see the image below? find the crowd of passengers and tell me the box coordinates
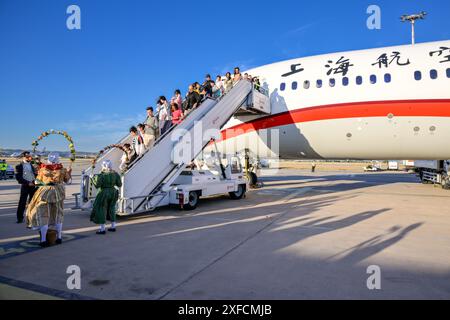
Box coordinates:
[119,67,262,171]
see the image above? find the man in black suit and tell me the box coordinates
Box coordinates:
[15,151,37,223]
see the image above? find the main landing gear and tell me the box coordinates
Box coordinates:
[243,148,261,189]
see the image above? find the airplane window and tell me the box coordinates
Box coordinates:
[303,80,310,89]
[414,71,422,81]
[430,69,438,80]
[280,83,286,91]
[356,76,363,85]
[292,81,298,90]
[447,68,450,78]
[329,78,336,87]
[384,73,391,83]
[370,75,377,84]
[316,79,323,88]
[342,77,349,86]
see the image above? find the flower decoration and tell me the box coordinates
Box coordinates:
[32,130,76,162]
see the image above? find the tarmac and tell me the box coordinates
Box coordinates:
[0,167,449,300]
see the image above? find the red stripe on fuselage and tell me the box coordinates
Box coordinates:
[220,99,450,141]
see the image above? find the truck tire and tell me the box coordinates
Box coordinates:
[183,191,199,211]
[229,184,246,200]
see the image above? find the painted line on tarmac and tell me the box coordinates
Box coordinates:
[147,213,281,239]
[0,275,97,300]
[281,187,314,201]
[0,188,318,245]
[156,188,315,300]
[0,213,16,217]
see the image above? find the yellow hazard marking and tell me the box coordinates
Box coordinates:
[0,283,62,300]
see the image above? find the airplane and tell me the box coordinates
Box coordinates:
[34,147,47,157]
[216,40,450,162]
[80,39,450,213]
[10,148,46,158]
[9,152,23,157]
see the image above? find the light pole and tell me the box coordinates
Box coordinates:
[401,12,427,45]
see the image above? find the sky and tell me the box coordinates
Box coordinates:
[1,0,450,152]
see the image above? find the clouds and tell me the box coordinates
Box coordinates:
[283,21,321,38]
[216,59,257,75]
[274,20,329,60]
[64,113,141,132]
[62,112,143,151]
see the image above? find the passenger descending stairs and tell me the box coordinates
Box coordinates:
[80,80,270,215]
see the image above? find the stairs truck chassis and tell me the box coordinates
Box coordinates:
[77,80,270,215]
[118,169,247,215]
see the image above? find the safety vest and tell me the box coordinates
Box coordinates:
[0,163,7,171]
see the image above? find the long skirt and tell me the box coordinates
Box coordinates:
[90,188,119,225]
[26,185,65,229]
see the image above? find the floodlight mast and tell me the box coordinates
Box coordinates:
[401,12,427,45]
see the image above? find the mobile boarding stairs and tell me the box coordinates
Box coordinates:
[76,80,271,215]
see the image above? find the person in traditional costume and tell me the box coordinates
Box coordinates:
[90,160,122,235]
[26,152,72,247]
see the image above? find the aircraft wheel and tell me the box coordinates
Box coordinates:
[246,172,258,188]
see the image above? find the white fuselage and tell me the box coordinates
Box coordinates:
[217,40,450,160]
